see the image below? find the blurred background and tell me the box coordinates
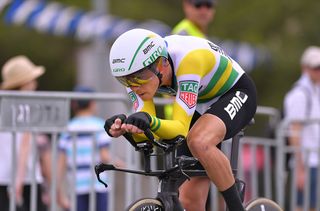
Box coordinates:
[1,0,319,108]
[1,1,320,210]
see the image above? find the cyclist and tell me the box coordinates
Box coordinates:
[104,28,257,211]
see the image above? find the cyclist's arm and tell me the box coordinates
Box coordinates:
[126,87,191,140]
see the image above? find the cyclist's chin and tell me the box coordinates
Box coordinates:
[139,93,153,101]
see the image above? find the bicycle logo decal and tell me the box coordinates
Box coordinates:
[179,80,199,109]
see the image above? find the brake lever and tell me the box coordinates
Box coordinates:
[95,163,116,188]
[178,162,191,181]
[144,129,169,151]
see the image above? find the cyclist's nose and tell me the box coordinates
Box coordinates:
[130,85,141,91]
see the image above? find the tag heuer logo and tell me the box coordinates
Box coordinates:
[179,80,199,108]
[128,91,139,110]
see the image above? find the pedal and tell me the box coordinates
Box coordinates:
[236,179,246,203]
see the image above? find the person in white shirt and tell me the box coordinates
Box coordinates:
[0,55,47,211]
[284,46,320,211]
[57,86,114,211]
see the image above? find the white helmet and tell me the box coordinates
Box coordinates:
[109,28,168,77]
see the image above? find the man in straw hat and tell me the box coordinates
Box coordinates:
[0,55,47,211]
[1,55,45,90]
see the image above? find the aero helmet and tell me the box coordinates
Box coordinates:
[109,28,168,77]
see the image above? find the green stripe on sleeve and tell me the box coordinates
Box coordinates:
[150,116,157,129]
[151,117,161,132]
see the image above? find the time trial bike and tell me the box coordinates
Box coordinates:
[95,124,283,211]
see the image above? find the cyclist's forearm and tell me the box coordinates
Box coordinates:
[151,118,188,139]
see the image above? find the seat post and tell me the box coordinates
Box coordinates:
[229,130,244,177]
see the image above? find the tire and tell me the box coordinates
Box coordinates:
[126,198,164,211]
[245,197,283,211]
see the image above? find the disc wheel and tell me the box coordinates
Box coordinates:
[245,197,283,211]
[126,198,164,211]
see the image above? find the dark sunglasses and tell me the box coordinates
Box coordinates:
[194,2,213,9]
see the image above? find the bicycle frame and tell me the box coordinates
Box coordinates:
[95,131,206,209]
[95,129,246,211]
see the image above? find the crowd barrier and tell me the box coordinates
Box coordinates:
[1,91,319,211]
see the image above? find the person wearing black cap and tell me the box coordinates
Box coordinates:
[172,0,216,38]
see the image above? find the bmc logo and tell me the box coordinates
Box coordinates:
[143,41,155,54]
[143,46,163,66]
[112,58,125,63]
[224,91,248,120]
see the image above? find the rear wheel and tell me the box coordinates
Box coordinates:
[126,198,164,211]
[245,197,283,211]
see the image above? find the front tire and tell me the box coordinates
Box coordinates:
[245,197,283,211]
[126,198,164,211]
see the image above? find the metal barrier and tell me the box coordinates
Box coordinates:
[1,90,319,211]
[0,90,133,211]
[276,119,320,211]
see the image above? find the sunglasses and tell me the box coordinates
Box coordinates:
[193,2,213,9]
[116,69,156,87]
[116,57,163,87]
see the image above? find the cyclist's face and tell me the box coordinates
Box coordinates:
[129,71,159,100]
[116,58,165,100]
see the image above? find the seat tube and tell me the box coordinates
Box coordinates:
[164,151,174,170]
[230,130,244,177]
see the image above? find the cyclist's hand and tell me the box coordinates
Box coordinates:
[122,112,151,134]
[104,114,127,137]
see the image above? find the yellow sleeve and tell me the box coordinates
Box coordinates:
[150,102,191,139]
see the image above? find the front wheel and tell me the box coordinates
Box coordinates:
[245,197,283,211]
[126,198,164,211]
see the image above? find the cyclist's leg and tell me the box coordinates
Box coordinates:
[187,114,245,211]
[187,74,257,211]
[179,176,210,210]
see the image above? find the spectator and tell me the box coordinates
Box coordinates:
[164,0,216,120]
[284,46,320,211]
[57,86,115,211]
[172,0,216,38]
[0,55,47,211]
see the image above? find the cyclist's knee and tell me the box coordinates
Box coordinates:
[187,132,220,158]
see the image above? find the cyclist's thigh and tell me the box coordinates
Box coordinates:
[204,74,257,140]
[177,111,222,170]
